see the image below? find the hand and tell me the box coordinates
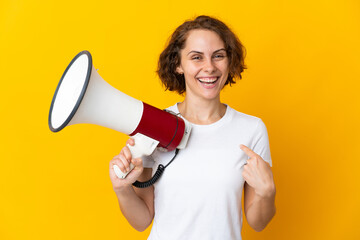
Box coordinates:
[109,138,144,193]
[240,144,275,198]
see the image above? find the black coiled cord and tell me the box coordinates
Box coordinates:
[132,149,179,188]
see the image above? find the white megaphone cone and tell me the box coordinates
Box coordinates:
[49,51,191,179]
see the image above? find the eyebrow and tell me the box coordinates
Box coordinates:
[187,48,226,56]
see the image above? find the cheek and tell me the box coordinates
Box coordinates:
[184,65,201,78]
[219,61,230,73]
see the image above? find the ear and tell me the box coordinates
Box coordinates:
[176,65,184,74]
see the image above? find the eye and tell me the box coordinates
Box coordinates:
[213,54,225,59]
[191,55,202,60]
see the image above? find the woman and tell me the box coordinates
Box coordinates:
[109,15,276,239]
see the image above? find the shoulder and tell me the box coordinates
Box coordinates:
[164,103,179,113]
[226,106,271,140]
[227,105,263,128]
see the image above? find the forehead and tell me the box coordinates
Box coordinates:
[183,29,225,51]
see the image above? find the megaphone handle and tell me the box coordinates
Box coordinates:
[113,133,159,179]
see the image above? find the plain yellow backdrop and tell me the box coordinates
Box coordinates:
[1,0,359,239]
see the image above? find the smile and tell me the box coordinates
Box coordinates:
[197,77,219,84]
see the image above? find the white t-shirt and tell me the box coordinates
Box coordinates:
[143,103,272,240]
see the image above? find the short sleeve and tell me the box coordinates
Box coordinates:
[142,154,155,168]
[251,119,272,167]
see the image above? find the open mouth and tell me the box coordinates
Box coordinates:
[197,77,219,85]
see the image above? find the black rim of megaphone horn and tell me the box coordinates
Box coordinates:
[48,50,93,132]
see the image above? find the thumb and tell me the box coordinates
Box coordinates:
[131,158,143,169]
[124,159,143,183]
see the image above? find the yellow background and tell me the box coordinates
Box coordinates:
[1,0,359,239]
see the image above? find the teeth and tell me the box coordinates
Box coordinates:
[198,77,218,83]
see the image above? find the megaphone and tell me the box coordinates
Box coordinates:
[48,51,191,179]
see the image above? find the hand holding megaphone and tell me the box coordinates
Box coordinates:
[110,138,145,187]
[49,51,191,182]
[113,133,159,178]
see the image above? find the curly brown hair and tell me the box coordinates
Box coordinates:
[157,15,247,95]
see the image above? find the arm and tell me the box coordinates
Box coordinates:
[109,139,154,232]
[244,182,276,232]
[240,144,276,232]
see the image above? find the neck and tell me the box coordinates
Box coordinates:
[177,95,226,125]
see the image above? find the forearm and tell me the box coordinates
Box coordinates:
[115,186,153,232]
[245,193,276,232]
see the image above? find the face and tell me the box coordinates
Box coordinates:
[176,29,229,101]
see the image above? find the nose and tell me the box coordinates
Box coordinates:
[203,58,216,74]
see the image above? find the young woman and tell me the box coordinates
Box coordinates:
[109,15,276,239]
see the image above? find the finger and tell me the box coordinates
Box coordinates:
[113,154,129,173]
[131,158,143,169]
[122,146,133,163]
[240,144,257,158]
[242,168,250,182]
[119,154,131,172]
[243,163,249,172]
[110,163,121,179]
[126,138,135,146]
[110,158,127,174]
[126,160,143,180]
